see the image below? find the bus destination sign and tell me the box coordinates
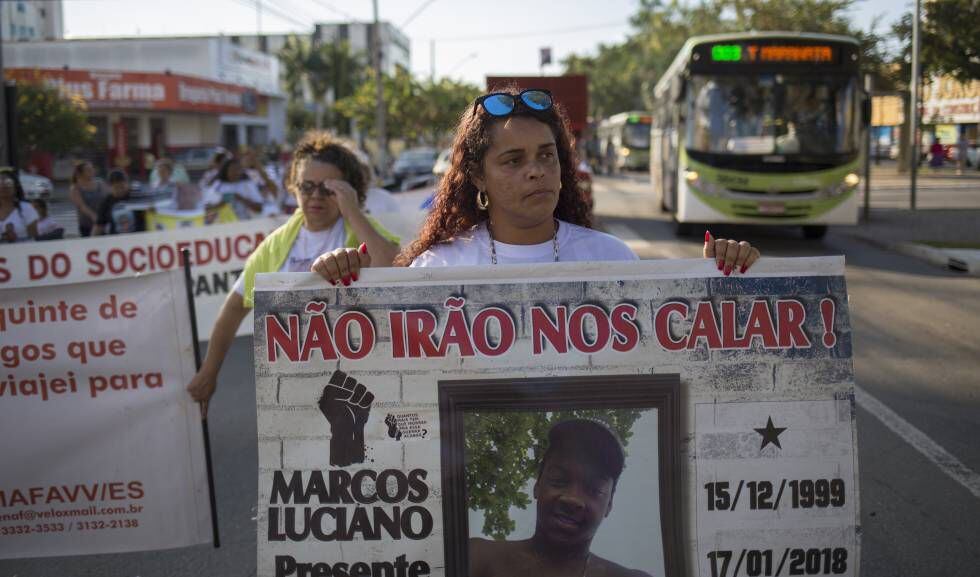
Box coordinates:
[710,44,836,64]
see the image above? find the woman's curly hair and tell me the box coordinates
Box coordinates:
[287,130,367,206]
[394,86,590,266]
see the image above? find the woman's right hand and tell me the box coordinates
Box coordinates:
[187,366,219,414]
[312,243,371,286]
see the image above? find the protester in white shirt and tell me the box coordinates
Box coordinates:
[204,157,265,221]
[381,86,759,272]
[31,199,64,240]
[0,168,38,243]
[187,131,400,412]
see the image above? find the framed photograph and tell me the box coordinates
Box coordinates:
[439,374,683,577]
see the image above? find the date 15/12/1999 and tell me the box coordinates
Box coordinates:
[705,479,846,512]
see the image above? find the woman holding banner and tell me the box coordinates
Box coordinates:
[187,132,400,410]
[312,86,759,279]
[0,167,39,242]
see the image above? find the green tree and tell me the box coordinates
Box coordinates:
[278,36,367,134]
[564,0,895,118]
[336,69,479,146]
[465,409,642,539]
[892,0,980,84]
[14,79,93,165]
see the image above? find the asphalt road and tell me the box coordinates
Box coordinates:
[3,175,978,577]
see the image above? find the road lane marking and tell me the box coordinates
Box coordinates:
[856,386,980,500]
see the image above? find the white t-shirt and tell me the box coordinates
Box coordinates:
[36,216,61,237]
[1,201,39,242]
[205,180,264,221]
[409,220,637,267]
[234,218,347,295]
[364,187,400,214]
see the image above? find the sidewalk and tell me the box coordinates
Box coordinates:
[841,208,980,275]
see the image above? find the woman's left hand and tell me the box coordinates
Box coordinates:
[704,231,761,275]
[324,179,361,217]
[312,243,371,286]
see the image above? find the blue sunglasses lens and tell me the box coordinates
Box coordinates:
[521,90,552,110]
[482,94,515,116]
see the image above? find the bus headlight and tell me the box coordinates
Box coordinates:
[844,173,860,187]
[684,170,699,184]
[620,147,631,156]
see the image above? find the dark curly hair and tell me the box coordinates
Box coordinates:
[394,85,590,266]
[287,130,367,206]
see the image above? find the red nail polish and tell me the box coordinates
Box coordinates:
[704,230,711,243]
[724,266,732,276]
[358,242,368,254]
[342,277,350,286]
[329,279,337,286]
[740,265,747,274]
[351,272,359,282]
[717,261,724,271]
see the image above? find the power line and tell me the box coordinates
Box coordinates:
[401,0,438,29]
[432,20,629,43]
[310,0,356,21]
[231,0,308,30]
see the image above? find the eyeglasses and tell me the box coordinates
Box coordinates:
[298,180,336,198]
[474,89,553,117]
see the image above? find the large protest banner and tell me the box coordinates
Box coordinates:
[0,271,212,558]
[253,257,857,577]
[0,217,285,339]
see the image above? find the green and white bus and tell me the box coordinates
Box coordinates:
[651,32,868,238]
[597,111,652,172]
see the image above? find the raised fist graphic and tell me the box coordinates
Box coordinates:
[318,370,374,466]
[385,414,403,440]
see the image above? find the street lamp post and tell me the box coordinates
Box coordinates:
[909,0,921,210]
[373,0,387,178]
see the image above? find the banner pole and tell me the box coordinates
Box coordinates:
[182,248,221,548]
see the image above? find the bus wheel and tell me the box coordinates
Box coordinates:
[802,225,828,240]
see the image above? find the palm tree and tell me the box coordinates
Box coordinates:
[278,36,366,133]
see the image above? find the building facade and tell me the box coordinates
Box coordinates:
[1,0,63,42]
[3,36,286,177]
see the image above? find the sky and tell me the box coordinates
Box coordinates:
[62,0,908,87]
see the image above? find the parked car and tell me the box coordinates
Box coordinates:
[172,146,224,175]
[391,147,438,189]
[432,148,451,176]
[19,171,54,200]
[576,161,594,212]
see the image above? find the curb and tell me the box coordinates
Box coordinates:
[850,232,980,276]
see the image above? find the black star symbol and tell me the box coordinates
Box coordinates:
[754,416,787,450]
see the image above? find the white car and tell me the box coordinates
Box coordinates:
[19,171,54,200]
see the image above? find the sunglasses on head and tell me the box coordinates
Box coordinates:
[474,88,553,117]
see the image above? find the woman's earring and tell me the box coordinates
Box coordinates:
[476,189,490,211]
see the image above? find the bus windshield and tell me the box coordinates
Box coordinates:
[686,73,858,157]
[624,122,651,149]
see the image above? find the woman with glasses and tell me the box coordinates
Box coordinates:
[0,168,39,242]
[370,86,759,272]
[187,132,399,411]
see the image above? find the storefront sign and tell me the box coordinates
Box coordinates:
[7,68,262,115]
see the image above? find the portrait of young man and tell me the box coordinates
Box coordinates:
[468,418,655,577]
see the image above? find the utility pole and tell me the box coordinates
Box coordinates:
[909,0,921,210]
[373,0,387,177]
[863,75,873,223]
[0,12,9,167]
